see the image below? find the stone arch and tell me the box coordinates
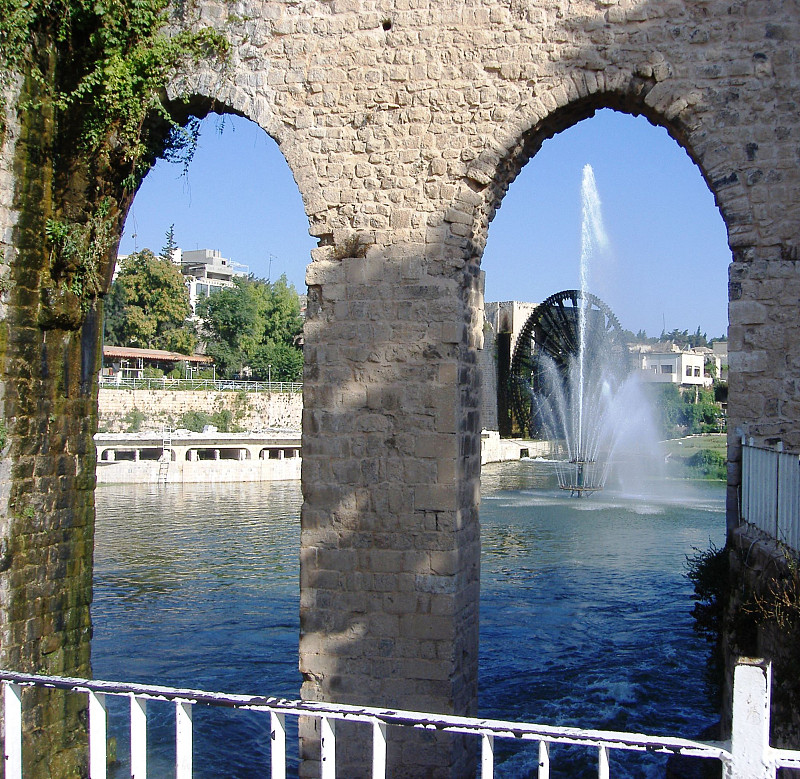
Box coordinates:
[118,86,323,282]
[450,85,741,265]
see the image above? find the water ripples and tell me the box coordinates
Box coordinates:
[93,465,725,778]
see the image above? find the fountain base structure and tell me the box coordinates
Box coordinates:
[555,457,604,497]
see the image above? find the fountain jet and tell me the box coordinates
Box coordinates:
[510,166,656,496]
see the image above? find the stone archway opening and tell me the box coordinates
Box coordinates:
[480,107,730,437]
[117,111,315,292]
[475,105,733,771]
[90,108,314,777]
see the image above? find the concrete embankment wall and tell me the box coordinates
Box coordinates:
[481,432,553,465]
[98,389,302,432]
[96,457,302,484]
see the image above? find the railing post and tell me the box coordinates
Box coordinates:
[728,658,774,779]
[320,716,336,779]
[372,720,387,779]
[270,711,286,779]
[89,691,108,779]
[538,740,550,778]
[481,733,494,779]
[130,695,147,778]
[176,700,193,779]
[4,682,22,779]
[597,744,609,779]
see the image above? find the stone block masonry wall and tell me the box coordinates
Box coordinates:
[3,0,800,775]
[300,249,481,776]
[1,68,95,774]
[97,388,302,432]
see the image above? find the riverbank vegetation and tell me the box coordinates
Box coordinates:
[651,384,725,438]
[662,434,727,481]
[686,541,729,706]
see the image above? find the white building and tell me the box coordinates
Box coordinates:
[633,344,711,387]
[178,248,249,315]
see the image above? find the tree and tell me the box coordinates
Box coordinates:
[104,248,196,352]
[197,278,265,375]
[197,274,303,380]
[651,384,723,438]
[251,340,304,382]
[159,224,179,263]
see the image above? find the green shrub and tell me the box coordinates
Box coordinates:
[686,542,729,705]
[176,409,240,433]
[124,408,147,433]
[686,449,727,480]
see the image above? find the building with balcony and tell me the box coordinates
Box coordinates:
[178,248,249,315]
[632,343,711,387]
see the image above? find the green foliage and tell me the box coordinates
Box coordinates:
[651,384,723,438]
[45,198,114,311]
[0,0,228,183]
[250,340,304,383]
[104,247,196,352]
[685,449,727,480]
[658,327,708,348]
[123,407,146,432]
[686,542,729,704]
[714,381,728,405]
[159,224,178,263]
[176,408,239,433]
[198,274,303,380]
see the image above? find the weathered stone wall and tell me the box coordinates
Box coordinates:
[1,65,96,774]
[97,388,303,432]
[3,0,800,775]
[721,526,800,752]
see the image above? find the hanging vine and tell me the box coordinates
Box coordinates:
[0,0,229,320]
[0,0,228,171]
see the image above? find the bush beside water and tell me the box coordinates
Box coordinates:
[662,434,727,481]
[685,449,727,480]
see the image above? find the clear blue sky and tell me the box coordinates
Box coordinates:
[120,108,731,339]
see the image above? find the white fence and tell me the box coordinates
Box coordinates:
[2,660,799,778]
[741,437,800,551]
[99,376,303,393]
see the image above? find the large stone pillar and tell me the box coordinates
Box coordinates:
[299,243,482,777]
[0,70,98,775]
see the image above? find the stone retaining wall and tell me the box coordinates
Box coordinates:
[98,389,302,432]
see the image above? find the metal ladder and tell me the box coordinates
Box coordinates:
[158,426,172,486]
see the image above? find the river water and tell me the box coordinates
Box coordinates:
[92,461,725,778]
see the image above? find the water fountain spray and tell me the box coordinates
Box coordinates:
[509,166,653,496]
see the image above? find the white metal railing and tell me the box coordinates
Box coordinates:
[741,437,800,551]
[98,376,302,393]
[2,660,800,778]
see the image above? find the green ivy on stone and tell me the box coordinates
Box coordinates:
[0,0,228,179]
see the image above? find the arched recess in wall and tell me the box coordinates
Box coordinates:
[479,107,731,437]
